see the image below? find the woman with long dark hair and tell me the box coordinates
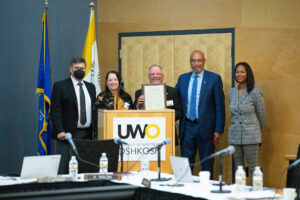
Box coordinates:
[94,70,133,110]
[228,62,266,178]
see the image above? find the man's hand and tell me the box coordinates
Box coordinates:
[214,132,221,141]
[57,132,66,141]
[137,95,145,109]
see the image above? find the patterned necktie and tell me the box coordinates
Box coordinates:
[189,75,198,121]
[78,83,86,125]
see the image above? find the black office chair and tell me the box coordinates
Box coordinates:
[73,139,120,173]
[291,144,300,200]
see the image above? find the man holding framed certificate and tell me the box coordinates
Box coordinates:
[134,64,182,144]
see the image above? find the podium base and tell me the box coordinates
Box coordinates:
[151,178,170,182]
[210,189,231,193]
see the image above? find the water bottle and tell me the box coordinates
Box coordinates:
[235,165,246,192]
[252,166,263,191]
[99,152,108,174]
[141,158,149,177]
[69,156,78,180]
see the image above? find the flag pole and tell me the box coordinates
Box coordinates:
[82,1,101,94]
[45,0,52,89]
[44,0,54,155]
[90,2,94,9]
[89,2,95,89]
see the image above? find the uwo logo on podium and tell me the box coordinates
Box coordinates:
[113,117,166,161]
[113,117,166,140]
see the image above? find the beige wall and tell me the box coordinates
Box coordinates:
[97,0,300,187]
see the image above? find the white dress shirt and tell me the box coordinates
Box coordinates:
[70,76,92,128]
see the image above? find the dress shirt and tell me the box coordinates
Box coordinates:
[187,70,204,119]
[70,76,92,128]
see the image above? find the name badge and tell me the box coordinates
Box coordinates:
[167,100,174,106]
[124,102,130,110]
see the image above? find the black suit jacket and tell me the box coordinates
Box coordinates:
[51,77,96,139]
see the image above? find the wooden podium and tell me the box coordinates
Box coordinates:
[97,109,175,173]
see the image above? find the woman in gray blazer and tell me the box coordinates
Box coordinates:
[228,62,266,177]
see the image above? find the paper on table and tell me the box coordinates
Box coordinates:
[226,190,282,199]
[0,176,36,186]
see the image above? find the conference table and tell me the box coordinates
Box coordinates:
[0,171,280,200]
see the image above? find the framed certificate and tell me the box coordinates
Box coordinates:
[142,83,166,110]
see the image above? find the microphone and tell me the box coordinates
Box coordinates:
[209,145,235,158]
[114,138,128,145]
[148,138,171,152]
[116,80,124,110]
[65,133,79,156]
[201,145,235,164]
[288,158,300,170]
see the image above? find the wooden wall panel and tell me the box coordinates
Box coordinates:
[121,36,174,98]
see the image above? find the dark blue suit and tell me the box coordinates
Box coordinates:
[176,70,225,174]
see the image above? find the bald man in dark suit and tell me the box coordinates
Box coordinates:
[176,50,225,176]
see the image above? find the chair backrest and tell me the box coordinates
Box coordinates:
[73,139,119,173]
[291,144,300,189]
[297,144,300,159]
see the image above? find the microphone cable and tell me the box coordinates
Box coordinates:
[268,166,288,200]
[75,153,100,170]
[125,153,146,173]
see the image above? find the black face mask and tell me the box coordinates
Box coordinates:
[74,69,85,80]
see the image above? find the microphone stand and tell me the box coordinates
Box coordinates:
[151,148,169,181]
[116,88,120,110]
[120,144,124,173]
[115,81,123,110]
[211,155,231,193]
[114,143,129,174]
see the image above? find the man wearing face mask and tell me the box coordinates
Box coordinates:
[51,58,96,174]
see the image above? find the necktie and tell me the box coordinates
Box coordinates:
[78,83,86,125]
[189,75,198,121]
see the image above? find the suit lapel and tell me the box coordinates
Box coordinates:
[83,81,94,110]
[198,70,207,108]
[184,72,192,98]
[67,78,78,112]
[238,87,247,105]
[84,81,93,99]
[166,86,170,99]
[232,86,238,100]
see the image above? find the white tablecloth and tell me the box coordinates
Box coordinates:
[115,171,281,200]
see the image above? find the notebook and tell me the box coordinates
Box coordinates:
[20,155,61,179]
[170,156,195,183]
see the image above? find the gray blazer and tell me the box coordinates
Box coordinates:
[228,86,266,144]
